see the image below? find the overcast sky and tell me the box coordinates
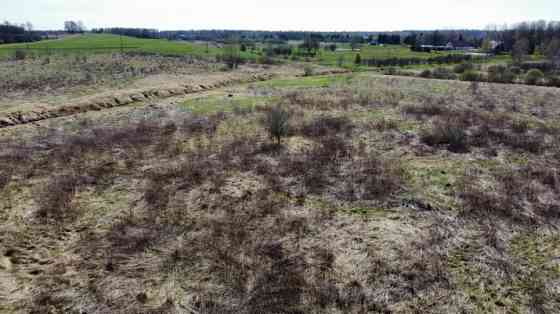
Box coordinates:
[5,0,559,31]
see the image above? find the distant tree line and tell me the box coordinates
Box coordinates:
[487,21,560,53]
[161,30,397,43]
[0,21,41,44]
[376,34,401,44]
[404,30,483,50]
[91,27,160,39]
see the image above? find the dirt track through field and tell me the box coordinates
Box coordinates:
[0,69,347,129]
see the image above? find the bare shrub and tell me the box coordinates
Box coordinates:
[277,135,351,194]
[421,118,469,153]
[469,81,480,96]
[182,114,223,136]
[342,156,405,201]
[456,167,541,224]
[0,168,12,191]
[381,90,404,107]
[512,119,530,134]
[501,133,544,154]
[263,105,290,144]
[14,49,27,60]
[218,136,258,171]
[527,161,560,191]
[144,175,170,212]
[35,174,80,222]
[301,115,354,138]
[105,220,164,257]
[244,255,307,313]
[372,118,399,131]
[457,172,507,218]
[402,96,447,118]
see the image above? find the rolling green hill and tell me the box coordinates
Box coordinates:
[0,34,256,60]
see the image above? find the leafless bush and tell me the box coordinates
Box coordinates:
[218,136,258,171]
[0,168,12,191]
[402,102,446,118]
[500,133,545,154]
[342,156,405,201]
[381,89,404,107]
[106,220,165,258]
[421,118,469,153]
[301,115,354,138]
[372,118,399,131]
[402,95,449,118]
[34,174,80,222]
[144,175,170,212]
[182,114,223,136]
[512,119,530,133]
[263,105,290,145]
[456,166,541,224]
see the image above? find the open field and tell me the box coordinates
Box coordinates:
[316,44,467,67]
[1,51,560,313]
[0,34,257,60]
[0,34,496,67]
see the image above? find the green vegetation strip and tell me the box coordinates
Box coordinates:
[0,34,257,60]
[255,74,353,89]
[179,95,278,115]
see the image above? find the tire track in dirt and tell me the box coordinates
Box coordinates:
[0,69,348,129]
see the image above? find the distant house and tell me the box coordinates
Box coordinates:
[489,40,504,51]
[420,44,452,52]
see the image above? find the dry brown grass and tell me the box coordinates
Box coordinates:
[2,72,560,313]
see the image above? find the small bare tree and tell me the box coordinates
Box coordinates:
[512,38,529,64]
[223,38,241,69]
[545,39,560,68]
[264,105,290,145]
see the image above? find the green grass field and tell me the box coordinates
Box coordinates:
[0,34,517,72]
[315,44,465,67]
[0,34,258,60]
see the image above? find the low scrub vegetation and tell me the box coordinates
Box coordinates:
[2,68,560,313]
[0,52,206,99]
[421,118,469,153]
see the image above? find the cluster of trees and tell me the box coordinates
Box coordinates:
[486,21,560,64]
[0,21,40,44]
[64,21,86,34]
[91,27,159,39]
[377,34,401,44]
[263,45,293,57]
[487,21,560,53]
[299,34,321,56]
[404,30,483,49]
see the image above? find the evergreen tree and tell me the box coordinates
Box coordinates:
[354,53,362,65]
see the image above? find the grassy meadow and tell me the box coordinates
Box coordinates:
[0,34,257,60]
